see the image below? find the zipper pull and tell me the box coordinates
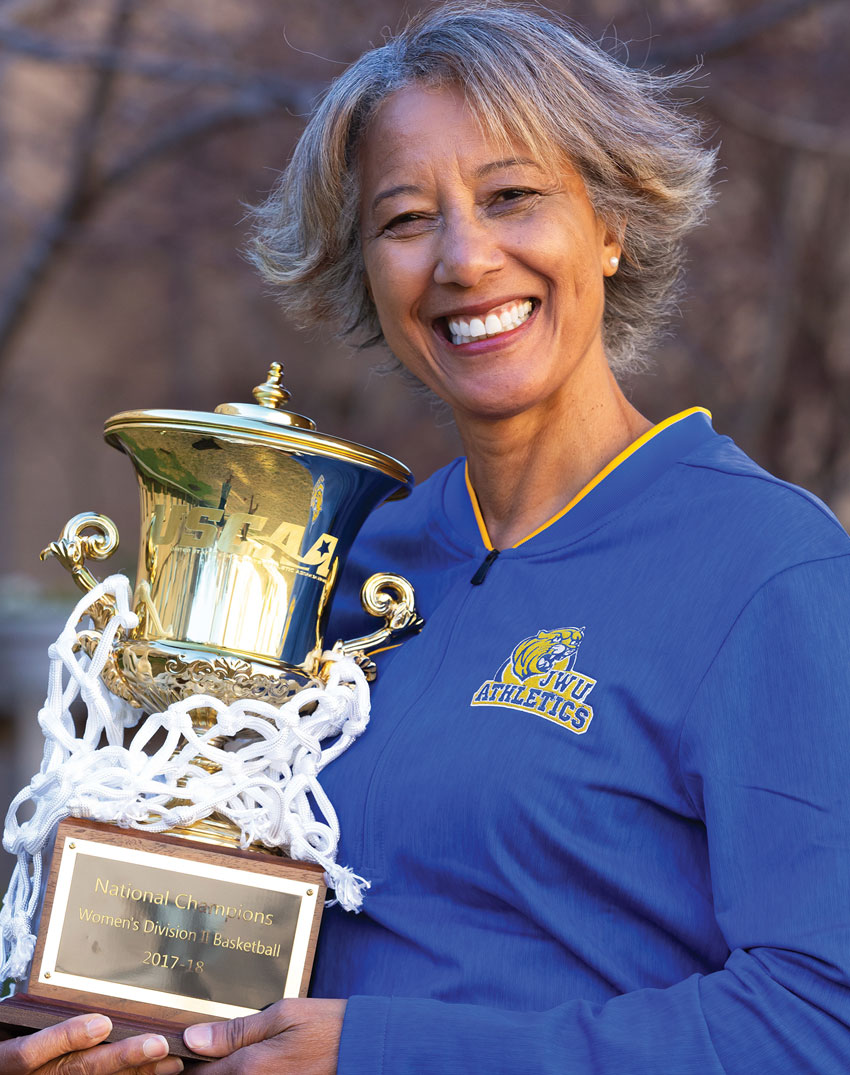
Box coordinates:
[470,548,500,585]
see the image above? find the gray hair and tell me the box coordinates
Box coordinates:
[250,1,716,374]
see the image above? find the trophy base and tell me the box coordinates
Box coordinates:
[0,992,204,1061]
[0,818,326,1061]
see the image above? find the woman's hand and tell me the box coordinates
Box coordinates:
[0,1013,182,1075]
[182,998,346,1074]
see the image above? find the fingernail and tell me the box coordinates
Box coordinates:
[85,1015,111,1038]
[143,1035,169,1059]
[184,1024,213,1050]
[155,1060,184,1075]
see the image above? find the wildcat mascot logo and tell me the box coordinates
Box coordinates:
[471,628,595,734]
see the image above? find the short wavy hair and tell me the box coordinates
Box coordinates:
[250,1,716,374]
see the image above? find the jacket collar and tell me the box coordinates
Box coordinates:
[441,408,716,554]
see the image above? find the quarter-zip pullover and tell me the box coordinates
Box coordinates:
[313,410,850,1075]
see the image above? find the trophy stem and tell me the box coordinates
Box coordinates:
[160,709,281,853]
[170,705,227,784]
[162,814,279,853]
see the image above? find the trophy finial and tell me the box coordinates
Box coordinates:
[252,363,292,411]
[214,363,315,429]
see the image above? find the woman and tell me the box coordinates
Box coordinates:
[6,3,850,1072]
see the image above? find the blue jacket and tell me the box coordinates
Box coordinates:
[314,409,850,1073]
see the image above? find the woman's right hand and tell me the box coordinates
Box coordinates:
[0,1013,182,1074]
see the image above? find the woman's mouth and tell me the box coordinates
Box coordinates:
[439,299,535,346]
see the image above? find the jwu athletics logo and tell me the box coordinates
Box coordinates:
[471,628,595,734]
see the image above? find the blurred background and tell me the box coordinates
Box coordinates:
[0,0,848,892]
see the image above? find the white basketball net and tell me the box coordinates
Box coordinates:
[0,575,372,983]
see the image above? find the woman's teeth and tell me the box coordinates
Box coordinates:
[447,300,533,345]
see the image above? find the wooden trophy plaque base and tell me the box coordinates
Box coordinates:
[0,818,326,1061]
[0,993,197,1059]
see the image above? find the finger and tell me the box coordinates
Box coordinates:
[1,1014,113,1072]
[183,1004,289,1058]
[73,1033,178,1075]
[141,1060,184,1075]
[102,1056,184,1075]
[50,1032,178,1075]
[180,1040,283,1074]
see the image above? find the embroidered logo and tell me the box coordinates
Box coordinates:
[470,628,595,734]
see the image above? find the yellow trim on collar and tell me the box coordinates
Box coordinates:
[464,463,495,551]
[464,407,712,551]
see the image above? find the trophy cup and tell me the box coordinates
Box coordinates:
[0,363,423,1057]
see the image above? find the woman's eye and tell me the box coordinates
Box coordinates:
[381,213,433,237]
[491,188,538,208]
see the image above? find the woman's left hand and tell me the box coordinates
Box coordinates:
[182,998,346,1074]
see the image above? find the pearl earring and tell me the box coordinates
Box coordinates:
[609,256,619,269]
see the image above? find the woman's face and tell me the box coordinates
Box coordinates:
[358,84,621,425]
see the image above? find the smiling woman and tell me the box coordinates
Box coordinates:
[247,5,850,1075]
[354,83,644,547]
[7,4,849,1075]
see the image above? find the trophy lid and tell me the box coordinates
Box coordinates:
[104,363,412,490]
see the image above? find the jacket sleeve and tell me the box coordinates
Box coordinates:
[335,555,850,1074]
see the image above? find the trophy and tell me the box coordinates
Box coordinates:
[0,364,422,1056]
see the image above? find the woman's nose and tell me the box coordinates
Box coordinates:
[433,214,505,287]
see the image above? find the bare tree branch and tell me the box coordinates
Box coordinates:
[0,18,314,98]
[650,0,837,64]
[99,89,312,196]
[732,156,828,445]
[0,0,61,21]
[0,86,315,376]
[0,2,324,378]
[0,0,835,105]
[707,89,850,158]
[0,0,134,362]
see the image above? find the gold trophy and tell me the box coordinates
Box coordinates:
[0,364,422,1056]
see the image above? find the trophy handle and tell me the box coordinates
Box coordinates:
[335,573,424,680]
[40,512,138,704]
[40,512,120,631]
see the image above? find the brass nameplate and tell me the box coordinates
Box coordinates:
[36,834,321,1020]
